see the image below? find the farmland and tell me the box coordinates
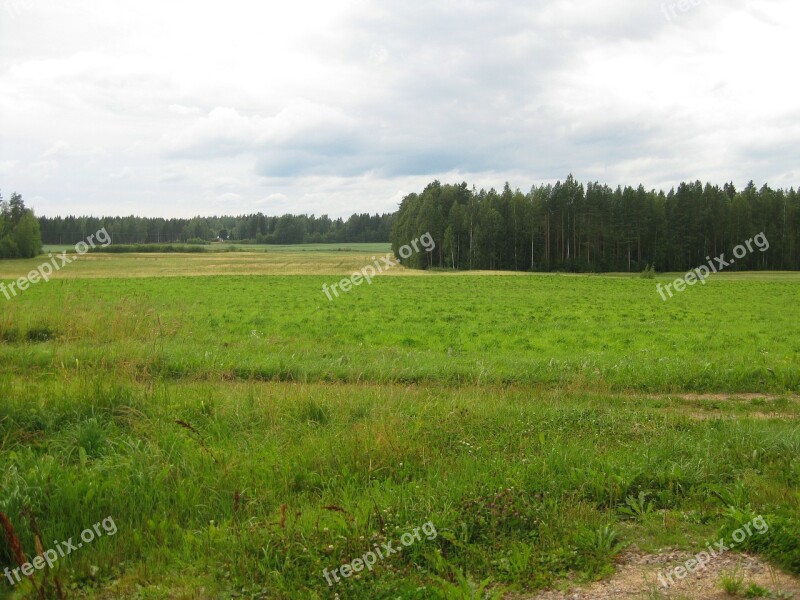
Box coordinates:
[1,248,799,599]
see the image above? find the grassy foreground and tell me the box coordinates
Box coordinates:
[0,251,799,599]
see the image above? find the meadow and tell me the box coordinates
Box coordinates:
[0,248,798,599]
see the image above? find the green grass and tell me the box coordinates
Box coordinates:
[1,274,798,392]
[720,568,745,595]
[1,382,798,598]
[0,257,798,599]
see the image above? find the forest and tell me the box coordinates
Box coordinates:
[36,212,394,246]
[13,174,800,273]
[392,177,800,272]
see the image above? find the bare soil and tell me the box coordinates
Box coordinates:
[516,549,799,599]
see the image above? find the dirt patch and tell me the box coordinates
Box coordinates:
[518,549,799,599]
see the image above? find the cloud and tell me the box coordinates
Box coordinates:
[168,104,202,115]
[218,192,241,202]
[42,141,71,159]
[161,101,364,170]
[0,0,797,217]
[108,166,131,180]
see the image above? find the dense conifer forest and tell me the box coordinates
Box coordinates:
[392,177,800,272]
[20,175,800,272]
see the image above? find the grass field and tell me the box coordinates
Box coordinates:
[1,247,798,599]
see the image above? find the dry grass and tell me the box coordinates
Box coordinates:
[2,250,532,279]
[1,251,421,279]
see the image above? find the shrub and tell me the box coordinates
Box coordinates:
[718,508,800,574]
[25,325,57,342]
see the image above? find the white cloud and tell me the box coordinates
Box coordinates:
[108,166,131,180]
[0,0,797,217]
[168,104,202,115]
[42,141,71,159]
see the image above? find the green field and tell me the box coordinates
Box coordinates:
[1,249,798,599]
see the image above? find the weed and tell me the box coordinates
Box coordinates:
[573,524,623,577]
[459,488,541,542]
[744,582,771,598]
[431,568,505,599]
[618,490,654,520]
[720,567,745,595]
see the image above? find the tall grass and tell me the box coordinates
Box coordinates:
[0,380,798,597]
[0,271,798,597]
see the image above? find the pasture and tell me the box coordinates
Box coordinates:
[0,248,798,599]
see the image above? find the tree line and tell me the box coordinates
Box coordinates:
[6,176,800,272]
[0,192,42,259]
[37,212,394,246]
[391,177,800,272]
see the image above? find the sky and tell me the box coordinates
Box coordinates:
[0,0,798,219]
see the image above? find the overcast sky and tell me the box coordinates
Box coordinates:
[1,0,798,218]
